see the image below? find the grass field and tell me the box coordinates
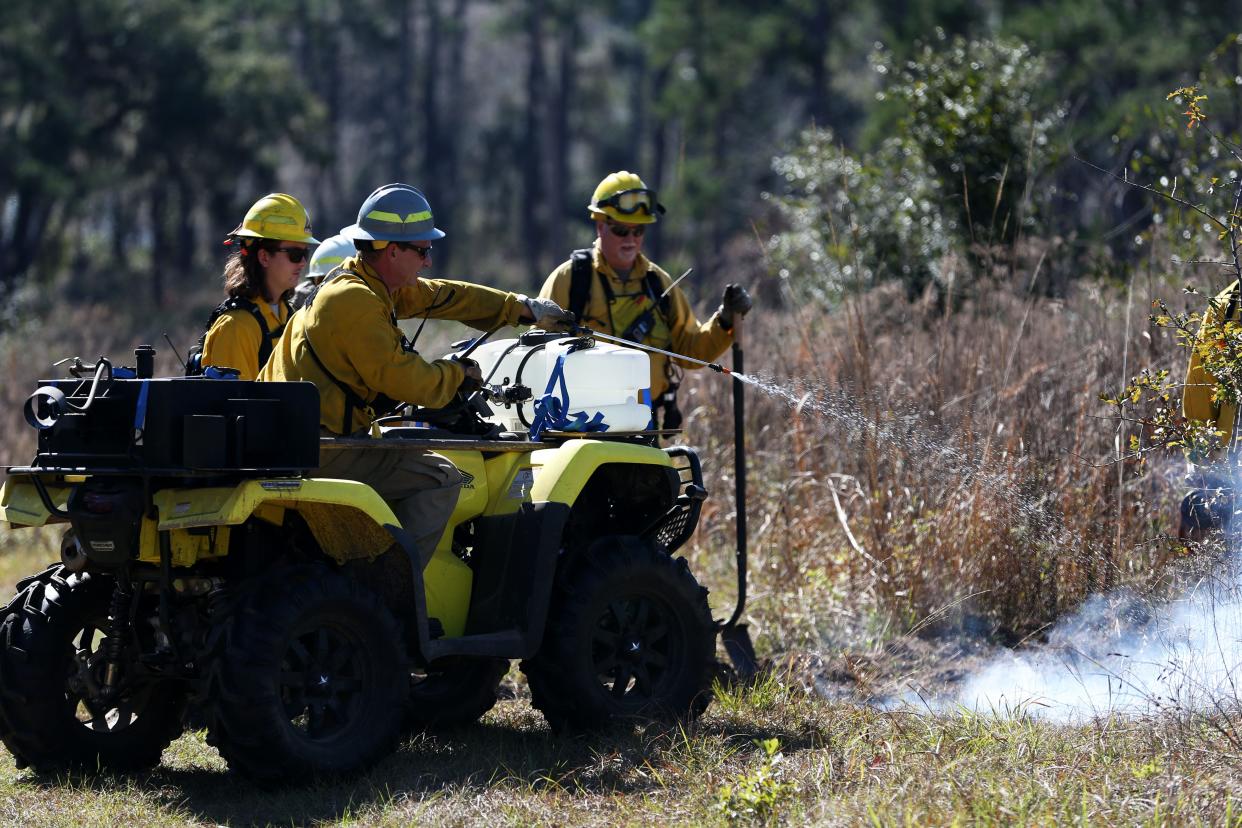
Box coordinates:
[0,676,1239,826]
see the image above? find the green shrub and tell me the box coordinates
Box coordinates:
[881,32,1065,245]
[765,129,951,303]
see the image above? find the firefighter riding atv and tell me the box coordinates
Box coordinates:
[0,332,732,784]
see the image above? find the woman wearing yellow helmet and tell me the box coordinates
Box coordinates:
[195,193,321,380]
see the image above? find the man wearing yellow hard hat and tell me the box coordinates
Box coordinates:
[538,171,752,430]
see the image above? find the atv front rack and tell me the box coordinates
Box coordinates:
[643,446,706,554]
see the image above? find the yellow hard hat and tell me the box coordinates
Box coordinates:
[229,193,320,244]
[588,171,666,225]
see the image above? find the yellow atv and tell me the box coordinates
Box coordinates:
[0,338,720,784]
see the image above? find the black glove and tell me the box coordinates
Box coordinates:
[452,355,483,394]
[718,283,753,330]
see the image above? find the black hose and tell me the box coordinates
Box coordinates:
[513,343,548,428]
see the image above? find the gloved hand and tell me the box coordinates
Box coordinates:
[718,283,753,330]
[452,355,483,394]
[519,295,577,332]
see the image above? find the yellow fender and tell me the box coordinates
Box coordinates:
[529,439,672,505]
[141,478,399,565]
[0,478,82,528]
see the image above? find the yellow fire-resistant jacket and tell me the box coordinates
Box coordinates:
[261,256,525,434]
[201,299,290,381]
[538,240,733,400]
[1184,280,1241,439]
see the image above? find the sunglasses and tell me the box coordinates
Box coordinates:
[396,241,433,258]
[606,223,646,238]
[274,246,309,263]
[597,188,666,217]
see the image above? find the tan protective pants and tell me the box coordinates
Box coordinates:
[317,446,462,566]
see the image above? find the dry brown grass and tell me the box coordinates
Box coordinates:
[677,270,1194,656]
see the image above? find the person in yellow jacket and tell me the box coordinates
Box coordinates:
[1180,280,1241,539]
[196,193,320,379]
[538,171,752,430]
[262,183,573,563]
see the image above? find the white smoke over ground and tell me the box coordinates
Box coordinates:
[932,558,1242,721]
[742,370,1242,722]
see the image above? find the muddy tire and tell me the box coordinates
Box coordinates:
[521,536,716,732]
[403,657,509,732]
[201,565,405,784]
[0,566,186,773]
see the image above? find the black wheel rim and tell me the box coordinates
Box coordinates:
[280,625,368,740]
[65,618,149,735]
[591,595,678,705]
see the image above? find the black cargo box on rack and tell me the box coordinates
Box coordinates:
[26,377,320,473]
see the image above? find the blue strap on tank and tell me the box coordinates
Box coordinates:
[530,354,571,439]
[133,380,150,443]
[529,351,613,439]
[562,410,608,433]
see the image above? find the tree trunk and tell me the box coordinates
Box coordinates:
[548,8,576,266]
[437,0,469,271]
[174,170,196,280]
[806,0,831,126]
[149,184,168,307]
[522,0,547,277]
[392,0,418,181]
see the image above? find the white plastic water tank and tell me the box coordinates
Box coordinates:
[470,335,652,433]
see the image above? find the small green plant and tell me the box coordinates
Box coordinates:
[714,737,798,822]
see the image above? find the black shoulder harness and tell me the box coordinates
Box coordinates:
[185,295,290,376]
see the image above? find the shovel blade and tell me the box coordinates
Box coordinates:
[720,623,758,680]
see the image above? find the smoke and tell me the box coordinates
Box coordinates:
[941,558,1242,721]
[742,370,1240,721]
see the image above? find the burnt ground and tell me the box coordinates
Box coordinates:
[776,632,1004,710]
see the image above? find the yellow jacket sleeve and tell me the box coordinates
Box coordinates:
[264,262,534,434]
[393,278,526,329]
[538,264,572,311]
[1184,282,1238,433]
[660,275,734,367]
[201,309,263,381]
[326,285,465,409]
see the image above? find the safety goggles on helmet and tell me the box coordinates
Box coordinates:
[595,188,666,217]
[606,222,646,239]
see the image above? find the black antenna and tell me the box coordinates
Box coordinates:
[407,285,442,352]
[163,333,186,370]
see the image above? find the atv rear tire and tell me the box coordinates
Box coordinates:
[201,565,405,784]
[0,567,186,772]
[403,657,509,732]
[521,536,716,732]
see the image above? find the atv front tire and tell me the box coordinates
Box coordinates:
[521,536,716,732]
[0,567,186,772]
[201,565,405,783]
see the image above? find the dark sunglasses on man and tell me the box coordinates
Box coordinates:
[597,188,667,217]
[274,246,309,263]
[395,241,433,258]
[606,222,647,238]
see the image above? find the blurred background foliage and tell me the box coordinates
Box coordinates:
[4,0,1242,320]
